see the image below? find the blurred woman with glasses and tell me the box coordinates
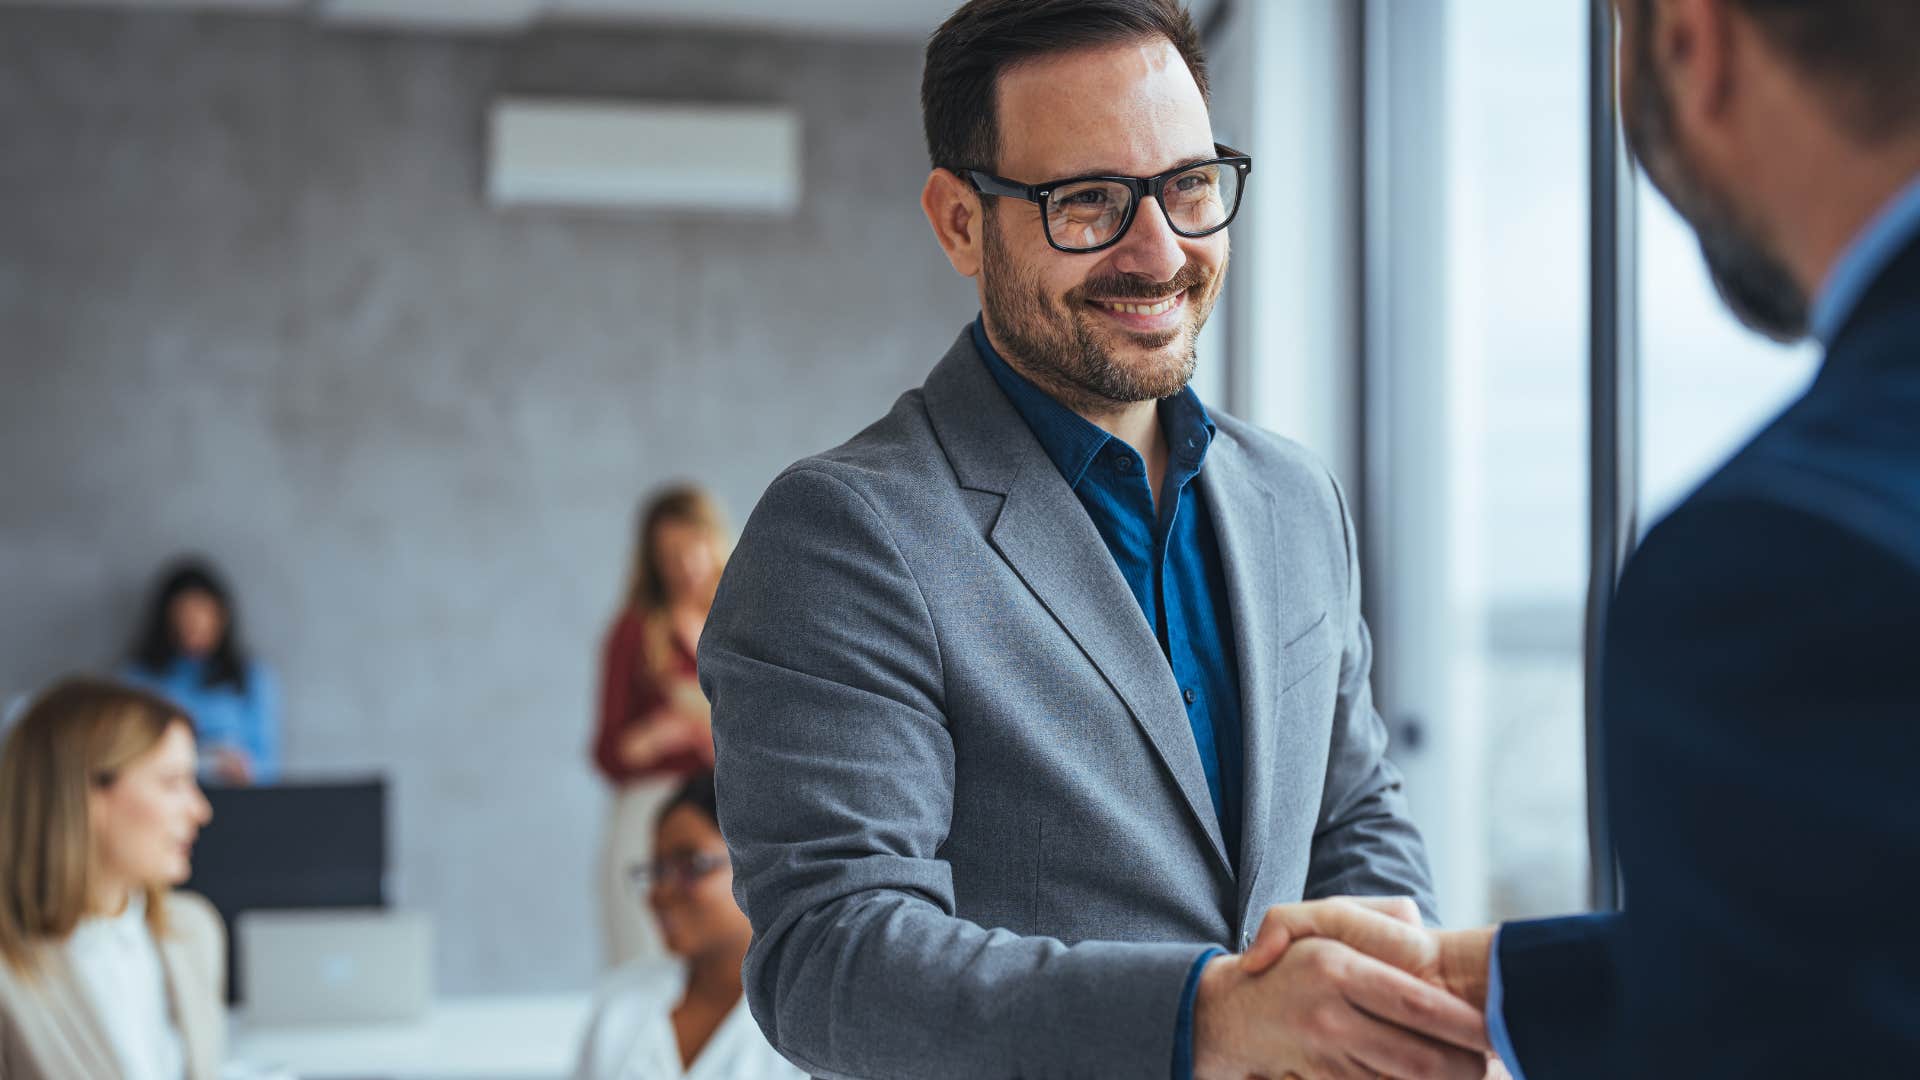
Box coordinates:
[592,486,730,969]
[0,679,224,1080]
[572,773,803,1080]
[123,557,281,787]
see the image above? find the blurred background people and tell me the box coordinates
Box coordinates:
[572,773,805,1080]
[592,487,729,969]
[0,678,225,1080]
[123,559,281,788]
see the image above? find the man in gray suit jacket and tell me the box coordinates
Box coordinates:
[700,2,1491,1078]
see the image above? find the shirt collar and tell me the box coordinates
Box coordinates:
[72,891,148,951]
[970,315,1216,488]
[1811,171,1920,345]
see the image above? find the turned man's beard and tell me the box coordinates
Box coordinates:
[1623,16,1809,342]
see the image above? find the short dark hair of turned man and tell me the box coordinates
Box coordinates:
[1641,0,1920,142]
[921,0,1210,175]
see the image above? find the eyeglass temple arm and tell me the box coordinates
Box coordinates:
[963,170,1042,202]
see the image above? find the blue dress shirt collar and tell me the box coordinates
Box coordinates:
[1811,171,1920,345]
[969,316,1216,490]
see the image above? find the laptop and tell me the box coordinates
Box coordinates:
[238,908,433,1025]
[187,778,388,1003]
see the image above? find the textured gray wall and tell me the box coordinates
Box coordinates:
[0,9,971,994]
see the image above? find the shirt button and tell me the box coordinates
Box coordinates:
[1114,455,1136,473]
[1183,687,1197,704]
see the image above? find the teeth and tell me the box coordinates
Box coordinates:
[1101,296,1179,316]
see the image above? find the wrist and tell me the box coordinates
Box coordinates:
[1438,926,1496,1011]
[1190,952,1240,1080]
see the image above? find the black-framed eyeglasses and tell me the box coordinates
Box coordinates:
[962,143,1253,255]
[627,852,729,895]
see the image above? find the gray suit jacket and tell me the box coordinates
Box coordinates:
[701,330,1434,1080]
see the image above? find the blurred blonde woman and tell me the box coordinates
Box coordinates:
[0,678,224,1080]
[591,485,729,968]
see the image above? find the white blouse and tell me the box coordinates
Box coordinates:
[572,963,808,1080]
[66,892,186,1080]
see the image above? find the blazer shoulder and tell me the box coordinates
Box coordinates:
[767,388,953,508]
[164,891,226,970]
[1693,368,1920,574]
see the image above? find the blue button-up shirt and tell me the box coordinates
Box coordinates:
[972,317,1240,1079]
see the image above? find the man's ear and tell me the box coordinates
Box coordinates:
[1656,0,1736,138]
[922,168,986,278]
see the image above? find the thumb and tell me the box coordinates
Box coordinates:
[1239,905,1296,976]
[1346,894,1423,926]
[1242,898,1438,979]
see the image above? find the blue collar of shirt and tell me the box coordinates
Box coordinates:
[970,316,1216,487]
[1811,171,1920,345]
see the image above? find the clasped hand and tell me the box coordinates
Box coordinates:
[1192,897,1503,1080]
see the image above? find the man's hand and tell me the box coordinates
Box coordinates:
[1241,897,1497,1010]
[1193,934,1491,1080]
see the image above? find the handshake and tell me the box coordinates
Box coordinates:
[1194,898,1503,1080]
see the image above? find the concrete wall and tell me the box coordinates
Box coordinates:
[0,8,972,993]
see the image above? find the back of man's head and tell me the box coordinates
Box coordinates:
[1717,0,1920,143]
[921,0,1209,175]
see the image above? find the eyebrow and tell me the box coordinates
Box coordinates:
[1043,151,1221,180]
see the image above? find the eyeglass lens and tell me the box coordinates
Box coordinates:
[1045,161,1243,251]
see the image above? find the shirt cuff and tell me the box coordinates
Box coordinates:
[1486,927,1528,1080]
[1173,947,1225,1080]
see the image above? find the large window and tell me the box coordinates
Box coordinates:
[1440,0,1592,923]
[1219,0,1825,928]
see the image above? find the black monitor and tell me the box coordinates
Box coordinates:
[183,777,388,1003]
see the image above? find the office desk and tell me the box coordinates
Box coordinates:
[230,993,592,1080]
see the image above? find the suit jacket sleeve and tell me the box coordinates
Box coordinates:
[592,611,642,784]
[1301,472,1438,922]
[701,466,1213,1080]
[1500,493,1920,1076]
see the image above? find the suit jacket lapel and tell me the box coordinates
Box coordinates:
[26,943,124,1078]
[923,331,1233,875]
[159,932,218,1080]
[1197,429,1284,916]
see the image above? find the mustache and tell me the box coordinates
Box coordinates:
[1072,262,1213,302]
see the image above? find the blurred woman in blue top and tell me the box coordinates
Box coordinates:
[121,559,280,787]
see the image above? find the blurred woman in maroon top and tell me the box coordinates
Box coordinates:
[593,485,728,969]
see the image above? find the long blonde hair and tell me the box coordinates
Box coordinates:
[625,484,730,616]
[0,678,191,974]
[622,487,723,678]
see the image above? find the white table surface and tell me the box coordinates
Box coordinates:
[230,992,593,1080]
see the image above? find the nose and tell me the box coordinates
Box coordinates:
[1106,193,1187,284]
[194,785,213,826]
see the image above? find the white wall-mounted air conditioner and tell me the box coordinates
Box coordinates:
[486,99,802,216]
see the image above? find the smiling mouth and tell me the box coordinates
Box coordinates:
[1091,294,1183,316]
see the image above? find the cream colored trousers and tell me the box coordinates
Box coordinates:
[599,777,679,969]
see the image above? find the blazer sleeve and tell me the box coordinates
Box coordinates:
[243,665,282,784]
[1301,471,1438,922]
[700,466,1213,1080]
[592,612,643,784]
[1501,494,1920,1076]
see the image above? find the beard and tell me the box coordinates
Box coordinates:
[979,213,1222,410]
[1623,13,1810,342]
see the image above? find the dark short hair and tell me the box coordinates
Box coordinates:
[659,772,718,832]
[1721,0,1920,141]
[921,0,1210,174]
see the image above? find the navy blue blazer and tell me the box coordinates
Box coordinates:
[1498,233,1920,1077]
